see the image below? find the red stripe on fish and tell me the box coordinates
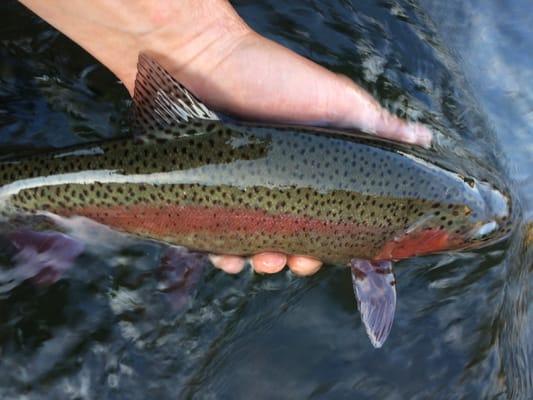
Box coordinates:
[62,204,379,238]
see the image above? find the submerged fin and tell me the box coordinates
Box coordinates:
[350,258,396,348]
[133,53,218,135]
[0,230,84,292]
[157,246,207,310]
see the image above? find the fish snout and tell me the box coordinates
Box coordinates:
[468,181,512,242]
[479,181,510,220]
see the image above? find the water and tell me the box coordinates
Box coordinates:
[0,0,531,398]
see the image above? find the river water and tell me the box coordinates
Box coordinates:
[0,0,531,399]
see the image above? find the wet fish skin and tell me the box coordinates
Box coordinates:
[0,118,512,264]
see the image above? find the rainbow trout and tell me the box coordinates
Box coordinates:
[0,54,513,347]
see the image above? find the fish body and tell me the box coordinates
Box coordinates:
[0,118,512,264]
[0,54,514,347]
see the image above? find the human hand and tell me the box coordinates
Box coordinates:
[156,1,431,275]
[20,0,432,276]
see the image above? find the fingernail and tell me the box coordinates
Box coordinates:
[412,123,433,148]
[405,122,433,148]
[262,252,287,267]
[223,257,246,274]
[250,252,287,274]
[208,254,223,267]
[287,256,322,276]
[209,255,246,274]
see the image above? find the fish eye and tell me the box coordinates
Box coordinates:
[462,176,476,188]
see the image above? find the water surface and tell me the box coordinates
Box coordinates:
[0,1,531,398]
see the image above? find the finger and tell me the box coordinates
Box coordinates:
[374,112,433,148]
[250,252,287,274]
[334,77,433,147]
[209,254,246,274]
[287,255,323,276]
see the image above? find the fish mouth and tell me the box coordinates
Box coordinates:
[477,181,511,221]
[463,218,514,249]
[463,180,514,246]
[469,220,499,239]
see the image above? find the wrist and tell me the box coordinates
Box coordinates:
[137,1,251,79]
[20,0,251,95]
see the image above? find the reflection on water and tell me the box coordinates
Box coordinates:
[0,0,531,398]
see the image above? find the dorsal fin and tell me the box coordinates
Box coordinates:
[133,53,218,134]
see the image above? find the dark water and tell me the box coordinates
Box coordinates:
[0,0,531,399]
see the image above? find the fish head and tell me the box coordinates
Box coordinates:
[376,177,514,260]
[423,177,514,253]
[459,179,514,247]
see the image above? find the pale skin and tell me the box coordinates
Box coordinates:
[19,0,432,276]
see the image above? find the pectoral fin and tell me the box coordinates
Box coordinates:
[0,230,84,291]
[350,258,396,348]
[157,246,207,310]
